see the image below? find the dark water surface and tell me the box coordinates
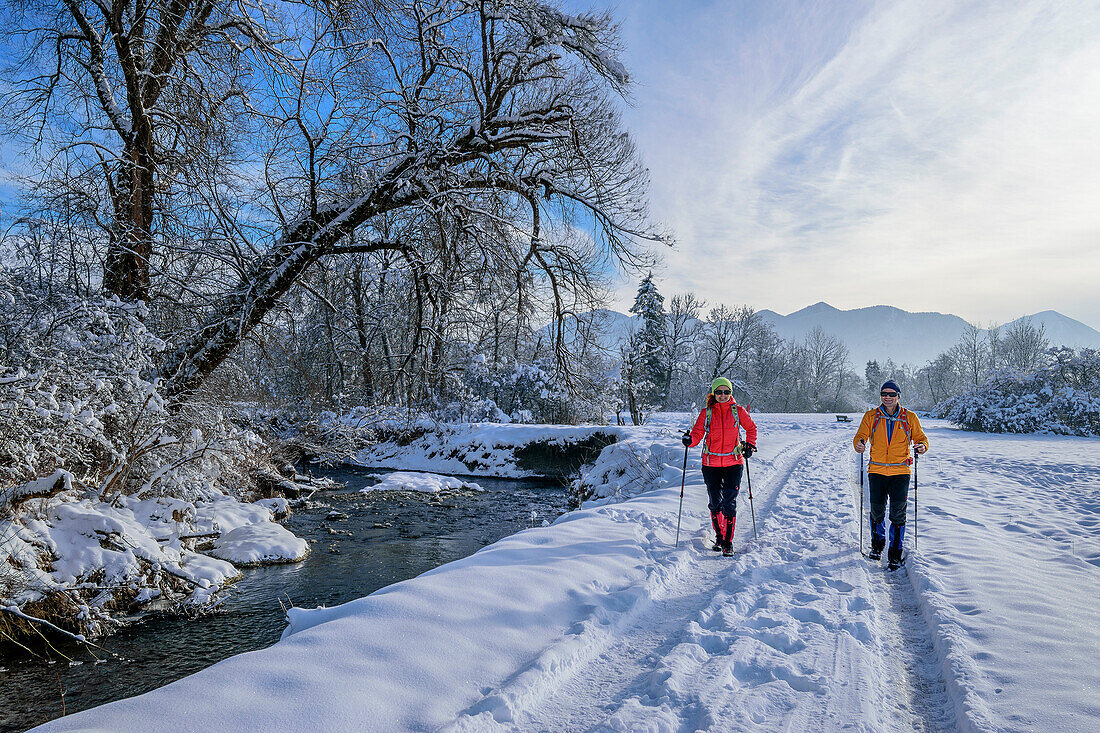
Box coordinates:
[1,466,570,732]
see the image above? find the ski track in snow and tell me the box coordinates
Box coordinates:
[447,439,958,732]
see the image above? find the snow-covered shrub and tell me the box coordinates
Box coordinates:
[441,398,511,423]
[0,270,284,636]
[454,353,614,424]
[571,438,676,503]
[937,347,1100,435]
[0,270,260,503]
[510,409,535,424]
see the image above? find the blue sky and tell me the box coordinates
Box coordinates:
[3,1,1098,330]
[598,0,1100,329]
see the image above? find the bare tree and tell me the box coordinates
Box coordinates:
[1,0,298,303]
[1002,318,1050,373]
[986,323,1003,372]
[3,1,668,400]
[662,292,703,407]
[950,322,989,387]
[701,304,765,385]
[802,326,850,411]
[918,352,960,406]
[155,3,665,397]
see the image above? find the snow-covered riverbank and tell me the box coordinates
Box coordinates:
[30,414,1100,732]
[2,420,622,639]
[1,488,311,637]
[348,422,622,479]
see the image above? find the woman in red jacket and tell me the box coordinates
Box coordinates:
[681,377,758,555]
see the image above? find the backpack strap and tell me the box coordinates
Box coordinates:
[869,407,913,468]
[870,406,911,443]
[702,403,742,466]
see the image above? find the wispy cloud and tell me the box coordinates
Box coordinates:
[611,0,1100,328]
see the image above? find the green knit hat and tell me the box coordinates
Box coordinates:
[711,377,733,393]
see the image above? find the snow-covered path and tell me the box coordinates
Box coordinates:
[451,436,958,732]
[32,415,1100,732]
[452,438,840,730]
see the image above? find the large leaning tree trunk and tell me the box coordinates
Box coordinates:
[154,1,667,399]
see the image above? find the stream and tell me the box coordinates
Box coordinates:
[1,465,572,733]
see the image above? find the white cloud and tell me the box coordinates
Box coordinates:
[613,0,1100,328]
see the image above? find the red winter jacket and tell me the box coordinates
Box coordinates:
[688,401,758,467]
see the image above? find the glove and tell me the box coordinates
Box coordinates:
[681,430,692,447]
[741,442,755,458]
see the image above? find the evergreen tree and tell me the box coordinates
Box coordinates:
[629,272,668,407]
[865,359,884,402]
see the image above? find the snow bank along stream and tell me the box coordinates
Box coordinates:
[3,465,572,733]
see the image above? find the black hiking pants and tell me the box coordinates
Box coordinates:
[868,472,910,527]
[702,464,742,519]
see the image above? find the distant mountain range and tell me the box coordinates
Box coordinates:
[560,303,1100,369]
[759,303,1100,368]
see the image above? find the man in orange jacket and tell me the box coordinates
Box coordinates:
[853,380,929,566]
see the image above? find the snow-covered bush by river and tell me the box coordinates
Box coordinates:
[569,419,685,504]
[347,420,621,480]
[0,273,309,637]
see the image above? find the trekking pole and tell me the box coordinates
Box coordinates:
[859,446,864,554]
[913,450,918,552]
[744,454,757,539]
[675,443,688,547]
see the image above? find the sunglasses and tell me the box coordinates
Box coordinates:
[880,392,899,397]
[714,389,731,395]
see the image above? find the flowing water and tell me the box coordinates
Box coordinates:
[1,465,571,732]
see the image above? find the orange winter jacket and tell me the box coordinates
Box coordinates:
[688,401,758,467]
[853,406,929,476]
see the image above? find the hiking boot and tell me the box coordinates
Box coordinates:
[721,514,736,556]
[710,511,725,551]
[869,520,885,559]
[888,523,905,565]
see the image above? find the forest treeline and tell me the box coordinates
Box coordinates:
[612,274,1097,430]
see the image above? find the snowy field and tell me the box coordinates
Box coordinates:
[31,414,1100,732]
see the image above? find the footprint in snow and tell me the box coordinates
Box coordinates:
[825,578,855,593]
[789,605,831,627]
[845,596,873,613]
[744,612,784,630]
[841,619,873,643]
[751,629,806,654]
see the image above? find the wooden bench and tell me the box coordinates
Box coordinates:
[836,414,853,422]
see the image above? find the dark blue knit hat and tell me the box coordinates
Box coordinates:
[881,380,901,394]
